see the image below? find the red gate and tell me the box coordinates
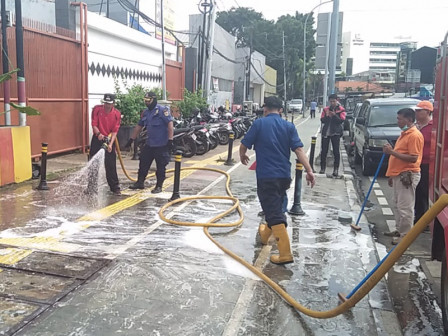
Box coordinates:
[0,4,89,157]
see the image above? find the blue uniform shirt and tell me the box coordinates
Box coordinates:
[241,113,303,179]
[310,101,318,110]
[138,104,173,147]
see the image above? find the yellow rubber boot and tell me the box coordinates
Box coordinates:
[270,224,294,265]
[258,223,272,245]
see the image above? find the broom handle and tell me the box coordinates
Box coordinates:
[354,153,386,227]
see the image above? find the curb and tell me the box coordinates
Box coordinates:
[341,144,403,335]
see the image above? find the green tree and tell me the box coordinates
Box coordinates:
[216,8,316,100]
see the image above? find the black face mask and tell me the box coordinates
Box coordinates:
[147,98,157,111]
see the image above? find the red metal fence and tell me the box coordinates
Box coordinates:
[0,4,88,157]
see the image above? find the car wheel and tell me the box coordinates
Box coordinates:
[361,151,374,176]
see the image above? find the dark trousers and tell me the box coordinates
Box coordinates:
[138,145,170,187]
[310,109,316,118]
[257,178,291,228]
[89,136,120,192]
[321,135,341,169]
[415,163,429,222]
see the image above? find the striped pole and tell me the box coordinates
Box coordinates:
[289,160,305,216]
[309,136,317,172]
[37,143,49,190]
[170,149,183,201]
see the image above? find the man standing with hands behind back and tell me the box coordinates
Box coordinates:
[239,96,315,265]
[414,100,433,223]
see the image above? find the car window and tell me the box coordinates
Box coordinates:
[368,104,417,127]
[291,99,302,104]
[358,103,369,119]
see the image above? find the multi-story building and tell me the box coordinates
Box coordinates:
[342,33,415,85]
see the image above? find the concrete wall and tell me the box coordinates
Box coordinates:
[87,12,177,118]
[189,14,235,106]
[0,127,32,186]
[264,65,277,96]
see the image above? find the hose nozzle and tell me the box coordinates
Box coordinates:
[101,136,110,150]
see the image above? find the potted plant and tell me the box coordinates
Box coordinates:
[113,78,165,150]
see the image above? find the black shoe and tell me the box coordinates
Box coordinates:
[111,189,121,195]
[319,168,325,174]
[332,168,339,177]
[130,182,145,190]
[151,186,163,194]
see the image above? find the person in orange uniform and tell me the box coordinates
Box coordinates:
[88,93,121,195]
[383,108,423,245]
[414,100,433,223]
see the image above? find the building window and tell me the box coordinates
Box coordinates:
[370,51,398,55]
[369,58,397,63]
[370,43,400,48]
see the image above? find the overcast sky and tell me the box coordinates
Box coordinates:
[172,0,448,48]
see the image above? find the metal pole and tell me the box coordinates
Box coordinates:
[106,0,110,18]
[1,0,10,125]
[309,136,317,172]
[224,131,234,166]
[170,150,183,201]
[15,0,26,126]
[328,0,339,94]
[282,31,287,112]
[161,0,167,100]
[304,1,333,115]
[204,0,216,103]
[198,1,208,90]
[37,143,49,190]
[289,161,305,216]
[323,12,332,108]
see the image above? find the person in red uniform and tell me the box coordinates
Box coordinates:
[88,93,121,195]
[414,100,433,223]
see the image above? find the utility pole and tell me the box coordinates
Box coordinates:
[204,0,216,102]
[15,0,26,126]
[323,13,332,108]
[198,0,210,90]
[282,31,287,111]
[106,0,110,18]
[246,28,253,101]
[1,0,10,125]
[328,0,339,94]
[161,0,167,100]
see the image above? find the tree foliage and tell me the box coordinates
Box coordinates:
[114,76,167,126]
[216,8,316,100]
[174,89,208,118]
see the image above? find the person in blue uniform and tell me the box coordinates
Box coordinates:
[126,92,174,193]
[240,96,315,265]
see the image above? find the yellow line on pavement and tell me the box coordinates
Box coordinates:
[0,147,236,259]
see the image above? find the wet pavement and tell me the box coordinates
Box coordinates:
[348,138,444,335]
[0,116,404,335]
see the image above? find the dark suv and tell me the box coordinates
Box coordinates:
[353,98,420,175]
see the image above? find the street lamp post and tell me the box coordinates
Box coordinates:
[303,0,333,115]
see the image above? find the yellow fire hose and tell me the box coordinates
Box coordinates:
[159,167,448,319]
[115,138,156,182]
[114,138,448,318]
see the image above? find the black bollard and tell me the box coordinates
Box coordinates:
[289,160,305,216]
[37,142,49,191]
[291,110,294,123]
[224,131,235,166]
[170,149,183,201]
[309,136,317,173]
